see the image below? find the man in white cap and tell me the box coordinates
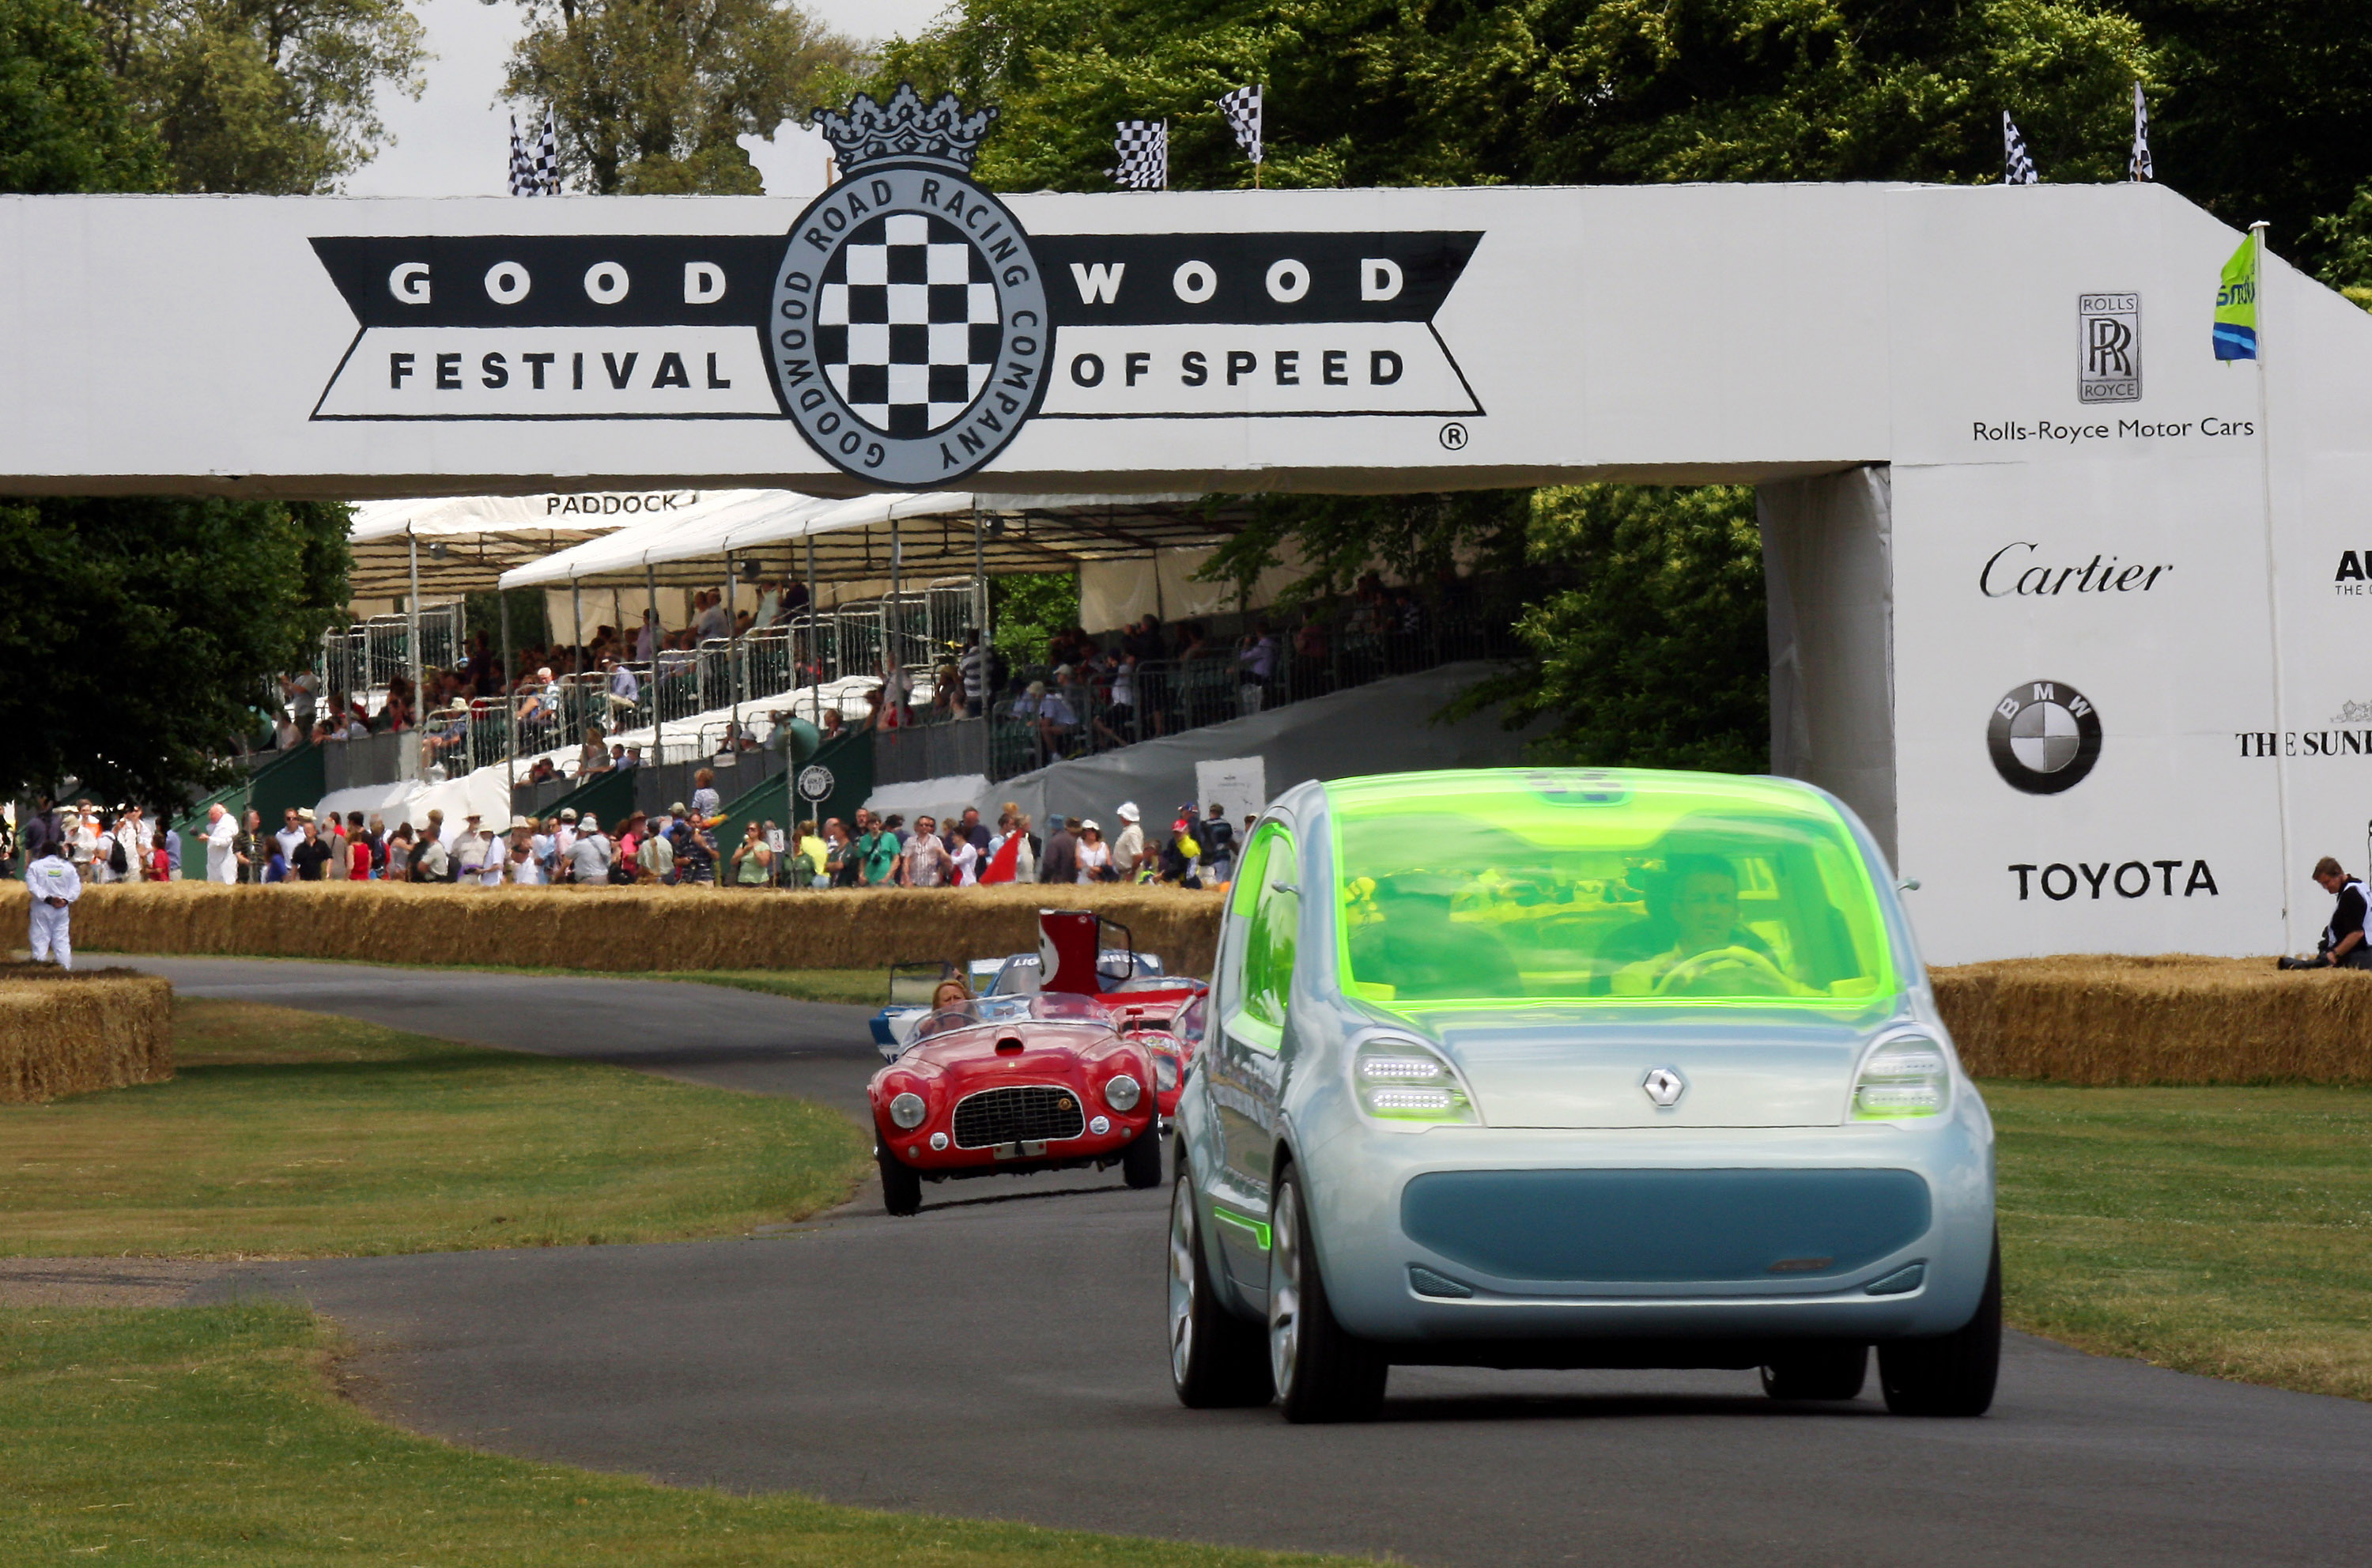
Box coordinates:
[568,814,612,884]
[1112,801,1146,882]
[25,836,81,967]
[553,806,578,867]
[204,802,240,884]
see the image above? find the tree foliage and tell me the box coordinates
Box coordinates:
[0,497,351,803]
[1455,486,1769,773]
[0,0,354,803]
[496,0,859,194]
[872,0,2155,194]
[0,0,161,190]
[84,0,426,191]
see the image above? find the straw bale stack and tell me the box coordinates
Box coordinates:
[0,880,1228,977]
[0,964,174,1103]
[1933,953,2372,1085]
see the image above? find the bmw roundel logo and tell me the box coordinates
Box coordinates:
[1988,679,2102,794]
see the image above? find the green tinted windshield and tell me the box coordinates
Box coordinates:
[1328,771,1899,1010]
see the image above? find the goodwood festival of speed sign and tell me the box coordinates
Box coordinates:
[304,85,1484,489]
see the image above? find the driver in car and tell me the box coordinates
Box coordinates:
[913,976,976,1040]
[1607,854,1819,997]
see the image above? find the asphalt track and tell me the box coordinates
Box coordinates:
[123,956,2372,1567]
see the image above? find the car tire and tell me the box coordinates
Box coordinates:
[1121,1123,1163,1188]
[1169,1160,1274,1408]
[1269,1164,1388,1423]
[1879,1234,2001,1417]
[877,1143,923,1218]
[1760,1343,1868,1401]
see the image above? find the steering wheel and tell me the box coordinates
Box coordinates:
[1654,945,1798,998]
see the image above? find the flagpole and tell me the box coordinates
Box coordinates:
[2249,219,2295,950]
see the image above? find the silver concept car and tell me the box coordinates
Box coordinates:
[1167,769,1998,1422]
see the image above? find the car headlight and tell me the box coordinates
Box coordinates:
[1354,1039,1476,1124]
[1103,1073,1143,1112]
[888,1091,927,1129]
[1153,1053,1180,1092]
[1852,1030,1951,1120]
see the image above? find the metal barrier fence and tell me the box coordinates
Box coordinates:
[318,605,465,707]
[965,615,1512,782]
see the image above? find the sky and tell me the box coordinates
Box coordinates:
[343,0,954,199]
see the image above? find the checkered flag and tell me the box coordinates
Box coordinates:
[1218,84,1262,167]
[507,113,531,195]
[1109,119,1167,190]
[2002,111,2038,186]
[2129,81,2153,183]
[534,110,561,195]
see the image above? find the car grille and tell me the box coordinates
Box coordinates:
[952,1085,1086,1149]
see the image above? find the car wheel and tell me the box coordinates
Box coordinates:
[1268,1165,1387,1423]
[1169,1160,1273,1408]
[1760,1343,1868,1400]
[877,1143,923,1218]
[1879,1234,2001,1417]
[1121,1123,1164,1188]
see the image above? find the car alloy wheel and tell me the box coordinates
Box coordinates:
[1267,1166,1387,1423]
[1168,1158,1271,1407]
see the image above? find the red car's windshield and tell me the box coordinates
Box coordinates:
[913,992,1114,1039]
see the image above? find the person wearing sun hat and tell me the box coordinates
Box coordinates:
[1111,801,1146,881]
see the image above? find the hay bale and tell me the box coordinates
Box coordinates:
[0,880,1229,979]
[1934,953,2372,1085]
[0,965,174,1103]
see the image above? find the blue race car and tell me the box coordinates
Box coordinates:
[1166,768,1997,1422]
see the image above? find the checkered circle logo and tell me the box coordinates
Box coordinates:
[819,213,999,438]
[772,165,1052,488]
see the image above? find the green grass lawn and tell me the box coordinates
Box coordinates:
[1988,1080,2372,1402]
[0,1303,1347,1568]
[2,999,871,1258]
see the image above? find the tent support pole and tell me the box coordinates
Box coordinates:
[806,534,819,726]
[500,588,515,799]
[646,563,662,761]
[890,517,903,677]
[406,530,424,774]
[727,561,741,747]
[973,504,987,722]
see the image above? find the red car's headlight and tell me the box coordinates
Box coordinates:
[888,1091,927,1129]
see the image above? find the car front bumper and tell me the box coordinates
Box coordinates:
[1294,1103,1994,1346]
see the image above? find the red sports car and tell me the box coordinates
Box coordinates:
[868,992,1165,1216]
[1099,978,1208,1124]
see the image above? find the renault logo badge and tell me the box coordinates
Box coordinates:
[1641,1067,1686,1107]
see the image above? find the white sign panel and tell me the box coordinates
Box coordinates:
[3,158,2371,963]
[1195,758,1269,838]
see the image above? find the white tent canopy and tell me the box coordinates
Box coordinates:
[497,490,1226,592]
[497,490,838,588]
[345,489,780,600]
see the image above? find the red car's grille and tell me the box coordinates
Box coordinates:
[952,1085,1086,1149]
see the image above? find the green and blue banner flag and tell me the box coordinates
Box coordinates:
[2214,234,2257,360]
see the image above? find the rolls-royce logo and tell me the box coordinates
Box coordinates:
[2078,293,2140,403]
[1641,1067,1686,1107]
[1988,679,2103,794]
[772,86,1052,486]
